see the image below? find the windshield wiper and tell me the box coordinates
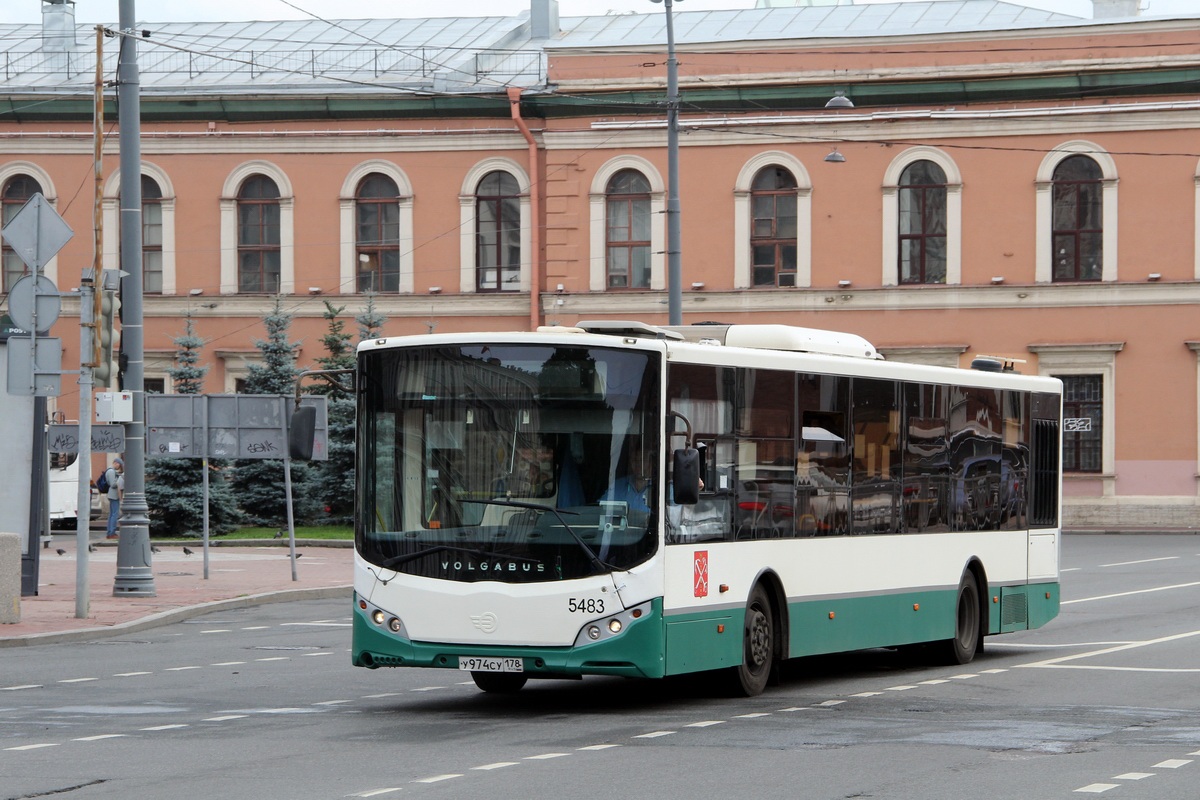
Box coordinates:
[380,544,541,570]
[464,498,618,575]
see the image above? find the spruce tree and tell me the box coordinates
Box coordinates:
[356,291,386,341]
[313,301,356,524]
[231,296,320,526]
[145,315,241,537]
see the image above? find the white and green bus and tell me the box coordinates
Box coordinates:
[343,321,1062,695]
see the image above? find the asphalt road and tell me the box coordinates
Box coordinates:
[2,534,1198,800]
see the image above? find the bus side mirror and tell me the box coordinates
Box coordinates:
[288,405,317,460]
[673,447,700,505]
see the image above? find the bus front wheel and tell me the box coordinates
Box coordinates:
[729,585,775,696]
[471,671,528,694]
[941,571,980,665]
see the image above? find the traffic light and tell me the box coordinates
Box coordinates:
[94,286,120,388]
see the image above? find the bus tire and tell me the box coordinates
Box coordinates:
[471,671,528,694]
[729,584,775,696]
[941,571,980,665]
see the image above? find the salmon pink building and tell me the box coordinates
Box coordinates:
[3,0,1200,528]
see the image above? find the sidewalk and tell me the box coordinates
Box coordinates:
[0,534,353,648]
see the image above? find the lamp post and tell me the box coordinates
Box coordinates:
[650,0,682,326]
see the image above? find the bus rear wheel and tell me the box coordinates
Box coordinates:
[729,585,775,696]
[471,671,528,694]
[941,571,980,665]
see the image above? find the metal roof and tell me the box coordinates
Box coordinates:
[0,2,1169,97]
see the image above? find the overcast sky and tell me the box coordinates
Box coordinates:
[0,0,1194,25]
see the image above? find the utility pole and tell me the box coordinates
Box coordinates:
[112,0,155,596]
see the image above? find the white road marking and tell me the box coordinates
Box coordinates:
[577,744,622,750]
[1018,629,1200,670]
[0,684,41,691]
[73,734,128,741]
[348,789,403,797]
[987,641,1134,649]
[411,686,445,692]
[949,674,978,679]
[314,700,353,706]
[1099,557,1179,568]
[241,626,270,630]
[886,685,917,691]
[200,629,232,634]
[1113,773,1154,780]
[779,706,812,711]
[58,677,99,683]
[634,731,675,738]
[211,661,245,666]
[140,724,188,731]
[919,679,949,685]
[4,743,58,751]
[1063,582,1200,605]
[255,657,289,662]
[362,693,402,699]
[980,669,1008,674]
[817,700,846,706]
[114,671,153,677]
[203,715,249,722]
[303,652,333,657]
[851,692,882,697]
[472,762,519,770]
[686,720,725,727]
[525,752,572,758]
[412,774,461,784]
[282,622,352,627]
[165,666,202,671]
[1074,784,1118,793]
[1152,759,1192,769]
[734,712,771,718]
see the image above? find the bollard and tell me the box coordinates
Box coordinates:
[0,532,20,623]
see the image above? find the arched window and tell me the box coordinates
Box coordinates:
[2,174,42,292]
[898,160,947,285]
[750,166,798,287]
[1052,155,1103,282]
[355,173,400,292]
[475,171,521,292]
[605,169,651,289]
[237,175,281,293]
[141,175,164,294]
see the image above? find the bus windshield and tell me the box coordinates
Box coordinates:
[358,342,661,583]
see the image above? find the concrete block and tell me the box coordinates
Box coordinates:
[0,532,19,623]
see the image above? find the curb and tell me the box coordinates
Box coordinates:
[0,584,351,649]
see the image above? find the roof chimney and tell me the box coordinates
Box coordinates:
[1092,0,1141,18]
[41,0,77,52]
[530,0,559,40]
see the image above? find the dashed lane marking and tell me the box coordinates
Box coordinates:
[211,662,245,666]
[1152,759,1192,769]
[114,671,152,677]
[58,677,99,683]
[471,762,519,770]
[203,715,249,722]
[413,775,461,784]
[348,789,403,797]
[1099,557,1180,568]
[1,684,41,691]
[140,724,188,731]
[734,712,771,718]
[577,744,622,751]
[72,734,127,741]
[1063,582,1200,605]
[4,743,58,751]
[634,731,675,738]
[525,752,571,759]
[165,666,203,671]
[1074,783,1118,793]
[1113,773,1154,780]
[685,720,725,727]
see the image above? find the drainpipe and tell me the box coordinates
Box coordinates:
[508,86,542,331]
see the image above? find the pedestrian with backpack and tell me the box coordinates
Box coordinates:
[103,457,124,539]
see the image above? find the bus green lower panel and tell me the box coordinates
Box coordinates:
[352,598,666,679]
[663,612,741,675]
[786,590,957,657]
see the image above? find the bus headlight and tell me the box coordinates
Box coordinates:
[361,601,408,639]
[372,609,386,625]
[573,600,652,647]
